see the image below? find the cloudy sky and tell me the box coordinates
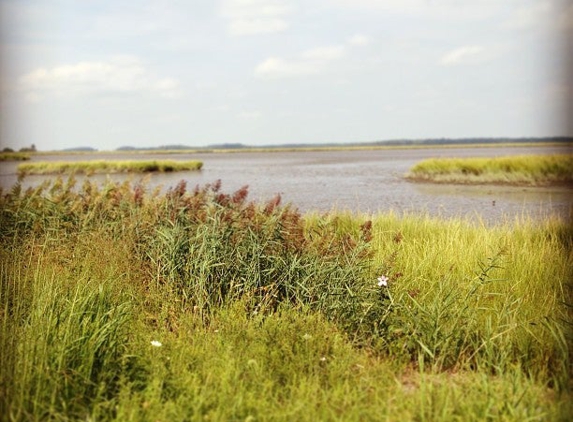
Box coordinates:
[1,0,572,151]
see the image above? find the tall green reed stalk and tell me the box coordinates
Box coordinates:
[142,181,383,339]
[0,250,133,421]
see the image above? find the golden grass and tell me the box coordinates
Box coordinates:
[17,159,203,175]
[0,152,31,161]
[406,154,573,186]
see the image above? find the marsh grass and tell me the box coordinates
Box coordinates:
[0,152,30,161]
[16,159,203,176]
[0,244,134,420]
[0,178,571,420]
[407,154,573,186]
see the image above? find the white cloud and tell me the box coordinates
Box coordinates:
[347,34,371,46]
[17,56,180,100]
[301,45,346,61]
[503,1,552,30]
[332,0,503,20]
[333,0,426,14]
[221,0,293,35]
[254,57,320,78]
[254,35,370,79]
[440,45,488,66]
[238,110,262,119]
[229,18,288,35]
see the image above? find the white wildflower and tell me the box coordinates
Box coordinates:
[377,275,389,287]
[150,340,162,347]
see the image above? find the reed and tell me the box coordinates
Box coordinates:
[407,154,573,186]
[16,159,203,175]
[0,152,30,161]
[0,178,571,420]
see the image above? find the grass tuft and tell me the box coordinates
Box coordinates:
[16,160,203,175]
[0,152,30,161]
[406,154,573,186]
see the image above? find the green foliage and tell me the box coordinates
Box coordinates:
[407,154,573,186]
[0,177,571,420]
[0,152,30,162]
[16,159,203,175]
[371,212,572,384]
[0,178,382,340]
[0,251,135,420]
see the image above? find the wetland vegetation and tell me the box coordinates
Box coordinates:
[1,177,571,421]
[407,154,573,186]
[16,159,203,176]
[0,153,31,162]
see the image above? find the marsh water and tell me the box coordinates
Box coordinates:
[1,145,572,224]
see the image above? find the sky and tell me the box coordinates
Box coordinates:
[1,0,572,151]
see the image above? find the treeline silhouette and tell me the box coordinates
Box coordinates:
[114,136,572,152]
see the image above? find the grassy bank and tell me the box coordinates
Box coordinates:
[1,178,571,421]
[0,152,30,162]
[17,159,203,175]
[407,154,573,186]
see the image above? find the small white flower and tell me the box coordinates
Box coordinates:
[377,275,389,287]
[150,340,162,347]
[302,334,312,340]
[320,356,327,362]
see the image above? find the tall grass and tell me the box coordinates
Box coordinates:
[0,242,134,420]
[0,177,571,420]
[16,159,203,175]
[370,213,572,378]
[407,154,573,186]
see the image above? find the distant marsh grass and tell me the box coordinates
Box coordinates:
[16,159,203,175]
[407,154,573,186]
[0,177,571,420]
[0,152,30,161]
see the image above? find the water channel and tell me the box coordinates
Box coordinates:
[1,145,571,224]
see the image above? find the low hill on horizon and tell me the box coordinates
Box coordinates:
[111,136,573,152]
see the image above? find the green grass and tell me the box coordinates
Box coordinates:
[1,178,571,421]
[407,154,573,186]
[0,152,30,161]
[16,159,203,175]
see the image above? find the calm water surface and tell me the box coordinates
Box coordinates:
[1,145,572,224]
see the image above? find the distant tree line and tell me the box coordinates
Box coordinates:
[2,144,37,153]
[113,137,572,152]
[116,143,247,151]
[369,137,573,147]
